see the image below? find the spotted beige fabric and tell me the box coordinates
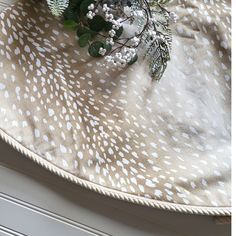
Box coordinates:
[0,0,231,215]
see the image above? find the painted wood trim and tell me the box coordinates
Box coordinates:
[0,225,27,236]
[0,192,110,236]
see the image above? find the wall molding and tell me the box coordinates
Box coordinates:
[0,225,27,236]
[0,192,110,236]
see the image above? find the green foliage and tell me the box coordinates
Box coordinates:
[47,0,69,17]
[77,26,90,36]
[63,5,79,22]
[103,43,112,53]
[79,33,91,47]
[88,15,106,32]
[50,0,173,79]
[64,20,78,30]
[77,26,96,37]
[104,21,113,32]
[62,2,125,61]
[88,41,104,57]
[114,27,123,40]
[80,0,95,15]
[128,54,138,65]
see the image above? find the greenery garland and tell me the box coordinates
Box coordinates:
[47,0,176,80]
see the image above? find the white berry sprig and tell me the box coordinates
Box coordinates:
[49,0,175,80]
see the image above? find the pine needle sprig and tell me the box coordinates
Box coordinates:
[47,0,69,17]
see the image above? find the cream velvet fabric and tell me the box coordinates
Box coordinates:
[0,0,231,215]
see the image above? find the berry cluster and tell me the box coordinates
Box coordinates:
[48,0,175,80]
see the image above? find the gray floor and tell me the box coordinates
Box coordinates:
[0,139,231,236]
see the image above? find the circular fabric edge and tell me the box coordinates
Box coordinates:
[0,128,231,216]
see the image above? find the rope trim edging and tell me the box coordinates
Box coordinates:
[0,128,231,216]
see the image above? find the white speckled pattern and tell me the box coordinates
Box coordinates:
[0,0,231,215]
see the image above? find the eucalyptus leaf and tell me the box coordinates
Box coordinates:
[88,41,104,57]
[64,20,78,30]
[104,21,113,32]
[103,43,112,53]
[79,33,91,47]
[88,15,106,32]
[77,26,96,37]
[80,0,94,15]
[114,26,123,40]
[63,5,78,22]
[71,0,83,9]
[128,54,138,65]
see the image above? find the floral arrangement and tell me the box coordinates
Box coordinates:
[46,0,176,80]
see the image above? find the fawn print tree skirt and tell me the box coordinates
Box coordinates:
[0,0,231,215]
